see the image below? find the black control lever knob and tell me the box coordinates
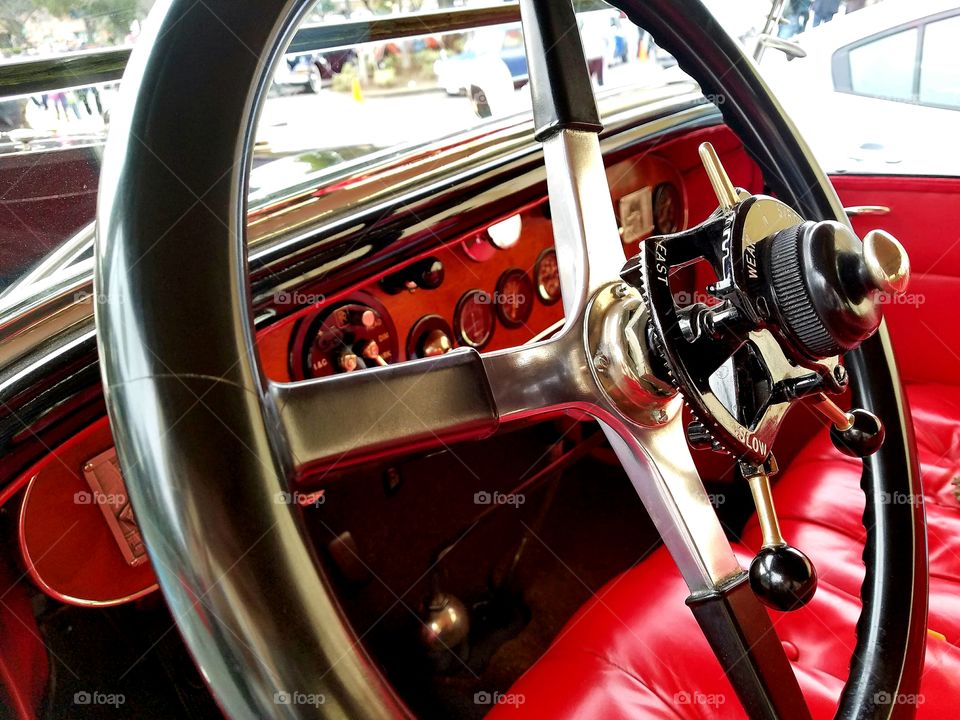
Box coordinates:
[743,460,817,611]
[749,544,818,612]
[765,222,909,360]
[829,408,885,458]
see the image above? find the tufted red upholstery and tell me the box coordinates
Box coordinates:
[491,384,960,718]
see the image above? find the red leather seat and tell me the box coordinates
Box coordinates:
[491,384,960,718]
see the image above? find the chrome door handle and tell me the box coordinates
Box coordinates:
[845,206,890,217]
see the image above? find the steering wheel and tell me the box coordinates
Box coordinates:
[95,0,927,718]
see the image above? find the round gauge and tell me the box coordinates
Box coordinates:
[407,315,455,359]
[653,183,683,235]
[292,295,398,379]
[495,268,535,328]
[653,182,683,235]
[455,290,496,350]
[534,249,561,305]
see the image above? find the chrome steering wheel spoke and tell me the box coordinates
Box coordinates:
[599,411,743,592]
[544,129,628,323]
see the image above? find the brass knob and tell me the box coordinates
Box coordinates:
[863,229,910,295]
[422,329,452,357]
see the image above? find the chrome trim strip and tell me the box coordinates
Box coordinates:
[0,5,521,98]
[845,205,891,217]
[287,5,521,54]
[0,46,129,97]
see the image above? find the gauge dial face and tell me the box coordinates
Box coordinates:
[297,299,397,378]
[653,182,683,235]
[495,268,535,328]
[455,290,496,349]
[535,249,561,305]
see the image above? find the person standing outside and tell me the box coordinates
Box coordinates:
[780,0,812,38]
[813,0,842,26]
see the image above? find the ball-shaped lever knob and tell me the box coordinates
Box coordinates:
[744,461,818,611]
[830,407,885,458]
[749,544,818,612]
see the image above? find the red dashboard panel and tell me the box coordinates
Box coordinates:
[257,152,689,383]
[18,418,158,606]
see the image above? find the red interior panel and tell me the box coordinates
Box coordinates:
[831,175,960,386]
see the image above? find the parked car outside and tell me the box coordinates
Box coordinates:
[434,9,630,118]
[761,0,960,175]
[272,53,328,94]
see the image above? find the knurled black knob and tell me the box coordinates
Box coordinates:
[766,222,909,360]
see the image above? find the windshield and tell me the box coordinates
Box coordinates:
[0,0,952,297]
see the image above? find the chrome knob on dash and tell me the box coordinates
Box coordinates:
[361,340,389,367]
[421,329,452,357]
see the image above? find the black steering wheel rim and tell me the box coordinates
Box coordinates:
[94,1,927,719]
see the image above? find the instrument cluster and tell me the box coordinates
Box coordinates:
[273,162,686,384]
[287,210,565,381]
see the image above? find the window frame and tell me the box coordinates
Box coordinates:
[831,9,960,111]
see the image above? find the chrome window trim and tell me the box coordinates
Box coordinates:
[0,5,523,99]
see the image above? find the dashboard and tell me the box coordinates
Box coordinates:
[256,152,688,385]
[16,146,702,607]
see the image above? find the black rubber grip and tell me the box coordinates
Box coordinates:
[519,0,603,142]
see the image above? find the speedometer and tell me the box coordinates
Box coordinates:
[495,268,534,328]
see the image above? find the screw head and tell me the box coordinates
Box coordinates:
[613,283,629,299]
[593,352,609,373]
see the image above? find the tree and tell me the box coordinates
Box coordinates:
[36,0,153,44]
[0,0,43,50]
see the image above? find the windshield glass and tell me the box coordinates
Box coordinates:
[0,0,951,298]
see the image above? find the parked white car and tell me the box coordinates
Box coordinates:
[761,0,960,175]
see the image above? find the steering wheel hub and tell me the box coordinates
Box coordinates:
[585,283,678,427]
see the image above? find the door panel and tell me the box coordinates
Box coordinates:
[832,174,960,386]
